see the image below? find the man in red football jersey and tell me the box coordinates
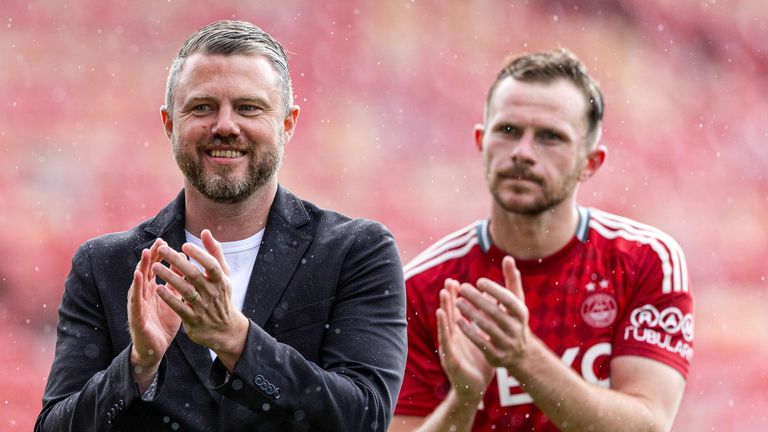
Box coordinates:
[390,49,692,432]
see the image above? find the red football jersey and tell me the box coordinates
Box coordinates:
[395,207,693,431]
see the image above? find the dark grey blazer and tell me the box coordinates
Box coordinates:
[36,186,407,431]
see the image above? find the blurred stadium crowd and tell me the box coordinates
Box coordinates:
[1,0,767,430]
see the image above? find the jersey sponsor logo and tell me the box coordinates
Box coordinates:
[496,343,611,407]
[625,304,694,361]
[580,293,618,328]
[629,304,693,341]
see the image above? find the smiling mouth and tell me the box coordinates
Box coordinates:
[207,149,245,158]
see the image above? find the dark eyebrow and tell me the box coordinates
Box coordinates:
[183,95,216,106]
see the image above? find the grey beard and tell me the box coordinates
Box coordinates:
[174,142,282,204]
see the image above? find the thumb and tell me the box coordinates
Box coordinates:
[502,256,524,302]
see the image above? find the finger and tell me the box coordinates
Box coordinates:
[128,269,145,327]
[137,249,157,301]
[162,282,182,299]
[201,229,230,276]
[138,248,152,282]
[146,238,166,279]
[148,238,165,262]
[461,282,521,336]
[181,241,226,284]
[457,317,503,360]
[443,279,460,328]
[152,262,198,303]
[456,315,489,345]
[156,284,192,320]
[456,295,509,343]
[474,277,527,321]
[436,308,451,361]
[158,245,202,284]
[502,256,525,302]
[170,263,185,278]
[438,289,454,339]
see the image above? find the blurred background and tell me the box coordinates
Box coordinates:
[1,0,767,430]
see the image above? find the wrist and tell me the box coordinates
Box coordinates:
[130,345,159,369]
[214,314,249,371]
[505,334,544,381]
[448,386,485,408]
[130,346,160,392]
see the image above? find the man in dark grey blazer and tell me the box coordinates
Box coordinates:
[36,20,407,432]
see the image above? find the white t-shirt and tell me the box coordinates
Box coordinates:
[184,229,264,360]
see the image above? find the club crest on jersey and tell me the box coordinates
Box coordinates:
[580,293,618,328]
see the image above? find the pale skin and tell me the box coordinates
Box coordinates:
[129,53,299,392]
[390,78,685,431]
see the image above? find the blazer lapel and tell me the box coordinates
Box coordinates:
[135,191,216,399]
[133,186,312,405]
[241,186,312,328]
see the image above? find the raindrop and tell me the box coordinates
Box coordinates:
[232,378,243,390]
[84,344,99,359]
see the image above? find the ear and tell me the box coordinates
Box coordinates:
[161,106,173,140]
[578,144,607,181]
[282,105,300,143]
[474,123,485,153]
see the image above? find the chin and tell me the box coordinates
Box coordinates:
[494,194,552,216]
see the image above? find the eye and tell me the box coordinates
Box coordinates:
[497,124,520,136]
[238,105,263,115]
[537,129,564,143]
[191,104,214,114]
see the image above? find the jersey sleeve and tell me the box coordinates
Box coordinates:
[394,275,450,417]
[612,237,694,378]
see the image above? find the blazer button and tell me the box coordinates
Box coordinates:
[274,388,280,399]
[254,375,264,386]
[266,383,275,395]
[118,399,125,410]
[106,412,113,424]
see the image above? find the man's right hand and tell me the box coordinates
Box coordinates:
[436,278,495,405]
[128,238,181,393]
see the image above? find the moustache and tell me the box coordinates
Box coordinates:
[495,166,543,184]
[201,136,250,151]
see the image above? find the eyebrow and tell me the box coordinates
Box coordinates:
[183,94,272,106]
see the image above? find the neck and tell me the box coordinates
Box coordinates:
[183,180,277,242]
[489,197,579,260]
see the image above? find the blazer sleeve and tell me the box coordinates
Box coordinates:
[35,242,154,432]
[210,221,408,431]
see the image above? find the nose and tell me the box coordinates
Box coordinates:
[510,131,536,165]
[211,106,240,138]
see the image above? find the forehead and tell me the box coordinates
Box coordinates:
[174,53,280,102]
[487,78,588,134]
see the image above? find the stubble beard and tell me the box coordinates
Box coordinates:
[174,136,283,204]
[488,163,581,216]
